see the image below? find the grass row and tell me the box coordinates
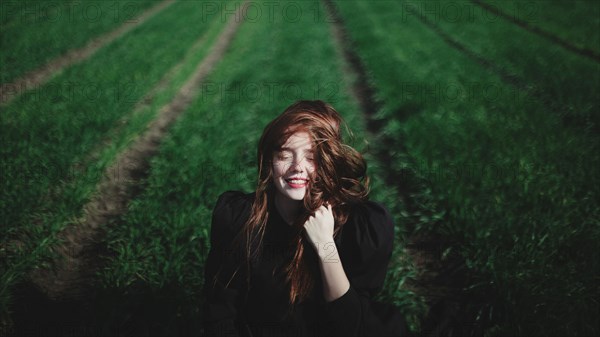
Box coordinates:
[335,0,599,335]
[1,0,229,324]
[415,0,600,131]
[480,0,600,55]
[1,0,159,83]
[93,0,421,334]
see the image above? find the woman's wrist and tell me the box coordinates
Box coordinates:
[317,247,350,302]
[312,239,338,261]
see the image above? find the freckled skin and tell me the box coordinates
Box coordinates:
[272,131,315,202]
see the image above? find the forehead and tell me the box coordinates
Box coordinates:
[280,131,313,151]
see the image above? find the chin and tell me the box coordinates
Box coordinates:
[284,188,306,201]
[275,181,306,201]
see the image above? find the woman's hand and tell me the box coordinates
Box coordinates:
[303,204,335,259]
[304,204,349,301]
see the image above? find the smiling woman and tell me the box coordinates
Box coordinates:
[201,100,408,336]
[272,131,316,205]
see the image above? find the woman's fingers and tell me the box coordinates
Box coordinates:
[304,205,333,230]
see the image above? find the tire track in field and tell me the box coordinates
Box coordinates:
[0,12,220,293]
[322,1,484,336]
[472,0,600,63]
[1,3,216,248]
[321,0,413,202]
[63,14,221,191]
[26,2,249,302]
[0,0,176,106]
[402,2,598,133]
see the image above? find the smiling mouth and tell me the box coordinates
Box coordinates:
[285,178,308,188]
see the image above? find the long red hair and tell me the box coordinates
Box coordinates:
[239,100,369,306]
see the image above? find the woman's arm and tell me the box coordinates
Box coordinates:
[304,204,351,301]
[304,203,407,336]
[304,204,351,302]
[317,244,351,302]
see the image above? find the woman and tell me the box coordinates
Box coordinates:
[202,100,407,336]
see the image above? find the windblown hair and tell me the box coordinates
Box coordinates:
[240,100,369,307]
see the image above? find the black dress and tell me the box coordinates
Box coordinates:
[202,191,408,337]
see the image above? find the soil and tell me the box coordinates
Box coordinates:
[321,0,485,335]
[7,2,249,336]
[0,0,176,106]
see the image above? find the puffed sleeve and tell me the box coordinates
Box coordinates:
[202,191,252,337]
[322,201,408,336]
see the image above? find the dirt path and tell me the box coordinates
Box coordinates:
[0,0,176,106]
[321,1,474,335]
[26,1,249,303]
[63,15,219,192]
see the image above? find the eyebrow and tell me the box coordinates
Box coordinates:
[279,147,314,153]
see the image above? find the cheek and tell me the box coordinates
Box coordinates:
[307,162,316,174]
[272,162,288,178]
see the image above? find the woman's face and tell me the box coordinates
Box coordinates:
[272,131,316,201]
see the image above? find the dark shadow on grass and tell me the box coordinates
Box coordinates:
[10,265,204,336]
[322,0,502,336]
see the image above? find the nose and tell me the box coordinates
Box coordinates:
[289,155,310,173]
[290,160,304,173]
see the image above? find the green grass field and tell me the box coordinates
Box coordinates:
[1,0,598,335]
[1,0,159,83]
[480,0,600,56]
[1,0,226,324]
[334,0,599,335]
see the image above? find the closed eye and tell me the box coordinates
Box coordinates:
[276,151,292,161]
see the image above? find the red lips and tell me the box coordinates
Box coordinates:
[285,177,308,188]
